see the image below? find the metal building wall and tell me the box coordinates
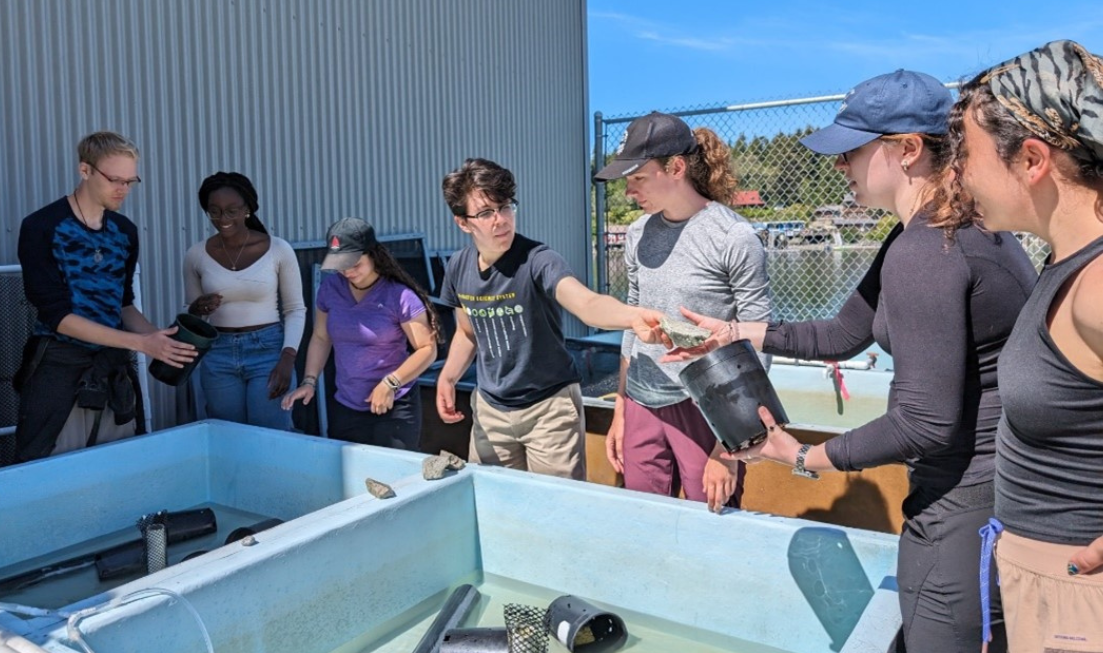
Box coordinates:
[0,0,591,429]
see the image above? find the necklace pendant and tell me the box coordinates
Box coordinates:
[93,249,103,263]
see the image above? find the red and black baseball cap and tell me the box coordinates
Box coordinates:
[321,217,377,271]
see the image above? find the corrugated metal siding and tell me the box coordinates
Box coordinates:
[0,0,590,429]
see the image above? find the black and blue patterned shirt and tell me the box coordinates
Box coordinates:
[18,197,139,348]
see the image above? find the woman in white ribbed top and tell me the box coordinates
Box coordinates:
[183,172,305,430]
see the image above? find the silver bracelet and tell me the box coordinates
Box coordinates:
[792,443,820,480]
[300,376,317,389]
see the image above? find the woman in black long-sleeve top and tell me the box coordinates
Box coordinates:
[667,70,1037,653]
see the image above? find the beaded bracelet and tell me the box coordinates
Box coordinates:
[727,320,742,344]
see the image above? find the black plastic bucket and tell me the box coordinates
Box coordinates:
[149,313,219,386]
[547,595,627,653]
[678,340,789,453]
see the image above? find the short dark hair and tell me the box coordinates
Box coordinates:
[441,158,516,217]
[197,171,268,234]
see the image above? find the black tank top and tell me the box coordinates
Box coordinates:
[995,235,1103,545]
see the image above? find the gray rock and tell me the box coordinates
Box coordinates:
[365,478,396,499]
[422,450,466,480]
[439,450,466,470]
[661,316,711,349]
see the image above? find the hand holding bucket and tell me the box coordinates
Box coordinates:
[678,340,789,453]
[148,313,218,386]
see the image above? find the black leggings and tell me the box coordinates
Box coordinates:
[326,389,421,451]
[894,481,1005,653]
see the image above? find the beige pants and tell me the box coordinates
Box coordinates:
[997,530,1103,653]
[469,383,585,480]
[50,405,137,457]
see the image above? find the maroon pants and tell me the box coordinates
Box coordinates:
[622,396,743,507]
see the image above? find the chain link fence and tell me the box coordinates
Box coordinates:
[592,92,1050,322]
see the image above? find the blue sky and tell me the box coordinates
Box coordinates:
[588,1,1103,118]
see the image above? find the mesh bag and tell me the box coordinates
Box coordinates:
[503,603,549,653]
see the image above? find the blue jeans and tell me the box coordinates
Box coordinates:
[199,324,293,431]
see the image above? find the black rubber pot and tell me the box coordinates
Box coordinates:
[678,340,789,453]
[546,595,627,652]
[149,313,219,386]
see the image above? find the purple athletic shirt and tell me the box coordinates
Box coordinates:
[316,274,426,411]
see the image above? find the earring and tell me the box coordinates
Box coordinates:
[902,161,910,172]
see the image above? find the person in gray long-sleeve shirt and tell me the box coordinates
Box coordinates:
[594,112,772,512]
[666,72,1037,653]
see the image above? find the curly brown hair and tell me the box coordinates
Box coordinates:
[657,127,738,203]
[887,132,979,236]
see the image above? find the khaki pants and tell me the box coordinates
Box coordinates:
[997,530,1103,653]
[51,406,136,457]
[469,383,585,480]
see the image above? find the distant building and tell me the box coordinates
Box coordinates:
[604,224,629,247]
[732,190,766,208]
[813,194,880,229]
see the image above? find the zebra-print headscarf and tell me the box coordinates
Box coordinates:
[982,39,1103,163]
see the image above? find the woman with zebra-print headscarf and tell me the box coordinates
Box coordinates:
[949,39,1103,653]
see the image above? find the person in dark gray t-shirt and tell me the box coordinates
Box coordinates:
[437,158,667,480]
[664,71,1038,653]
[950,40,1103,652]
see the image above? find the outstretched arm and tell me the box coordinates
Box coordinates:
[554,276,668,345]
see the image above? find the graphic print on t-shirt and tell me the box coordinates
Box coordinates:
[457,291,528,359]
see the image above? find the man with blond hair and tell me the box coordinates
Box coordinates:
[12,131,196,463]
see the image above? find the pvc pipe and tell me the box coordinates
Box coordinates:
[412,584,481,653]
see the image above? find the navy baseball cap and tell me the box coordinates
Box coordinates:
[321,217,378,271]
[800,70,953,155]
[595,111,698,181]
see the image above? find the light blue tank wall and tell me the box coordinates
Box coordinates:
[0,0,591,427]
[0,423,901,653]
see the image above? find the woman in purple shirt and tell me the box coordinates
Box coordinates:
[282,218,439,449]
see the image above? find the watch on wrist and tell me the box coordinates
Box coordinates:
[792,443,820,480]
[384,374,402,391]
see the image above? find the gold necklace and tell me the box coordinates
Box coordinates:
[220,233,250,271]
[72,193,103,263]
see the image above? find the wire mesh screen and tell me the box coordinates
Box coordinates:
[0,268,36,464]
[593,95,1051,322]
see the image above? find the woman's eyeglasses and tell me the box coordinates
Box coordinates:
[207,205,249,220]
[463,202,518,221]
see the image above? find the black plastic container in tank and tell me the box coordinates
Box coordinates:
[546,595,628,652]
